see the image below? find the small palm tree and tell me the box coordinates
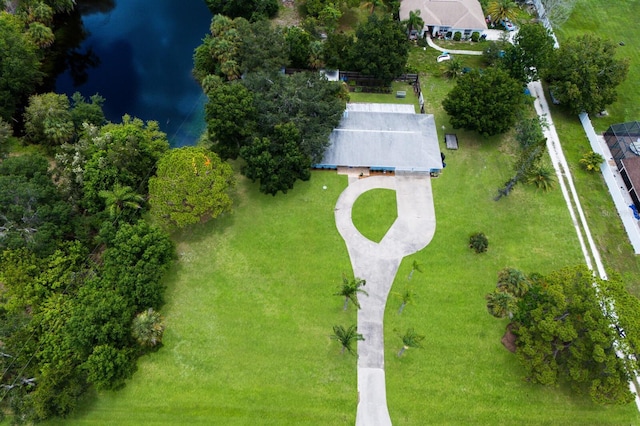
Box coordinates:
[403,9,424,37]
[407,260,423,280]
[496,267,530,298]
[132,308,165,347]
[469,232,489,253]
[398,328,425,357]
[308,41,325,70]
[445,58,463,79]
[394,287,415,314]
[526,166,556,191]
[486,0,518,24]
[98,184,145,219]
[334,274,368,310]
[485,289,517,318]
[331,324,364,355]
[579,151,604,172]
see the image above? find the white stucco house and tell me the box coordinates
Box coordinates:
[399,0,488,39]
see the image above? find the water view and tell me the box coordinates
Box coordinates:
[56,0,212,146]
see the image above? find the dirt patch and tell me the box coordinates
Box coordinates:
[272,0,301,28]
[501,323,517,353]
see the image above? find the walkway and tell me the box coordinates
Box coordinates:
[425,36,483,56]
[335,175,436,426]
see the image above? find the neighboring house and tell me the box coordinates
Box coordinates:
[399,0,488,39]
[605,121,640,210]
[315,103,443,175]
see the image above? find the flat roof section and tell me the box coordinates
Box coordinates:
[316,103,443,172]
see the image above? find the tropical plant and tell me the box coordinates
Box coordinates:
[394,287,415,314]
[445,58,463,79]
[485,289,517,318]
[496,267,530,298]
[526,165,555,191]
[486,0,518,24]
[469,232,488,253]
[334,274,368,310]
[360,0,386,14]
[398,328,425,357]
[580,151,604,172]
[407,259,423,280]
[403,9,424,37]
[331,324,364,355]
[98,184,145,219]
[131,308,166,347]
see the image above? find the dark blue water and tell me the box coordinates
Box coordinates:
[56,0,212,146]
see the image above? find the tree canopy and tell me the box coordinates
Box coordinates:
[350,14,409,84]
[204,0,278,21]
[489,265,640,405]
[442,67,526,136]
[502,23,555,83]
[547,34,629,115]
[149,146,235,229]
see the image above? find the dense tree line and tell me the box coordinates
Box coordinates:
[193,15,348,195]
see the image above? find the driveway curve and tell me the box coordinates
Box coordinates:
[335,175,436,425]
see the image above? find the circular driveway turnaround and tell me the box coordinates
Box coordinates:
[335,175,436,426]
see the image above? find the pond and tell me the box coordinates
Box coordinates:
[56,0,212,146]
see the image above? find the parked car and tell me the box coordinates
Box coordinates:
[501,19,516,31]
[437,53,451,63]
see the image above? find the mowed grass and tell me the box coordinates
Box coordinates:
[545,0,640,295]
[352,188,397,242]
[51,172,358,425]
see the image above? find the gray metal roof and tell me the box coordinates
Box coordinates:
[316,103,443,172]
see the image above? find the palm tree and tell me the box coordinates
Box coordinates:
[331,324,365,355]
[403,9,424,38]
[526,166,556,191]
[486,0,518,24]
[334,274,368,310]
[398,328,425,357]
[98,184,145,219]
[485,289,517,318]
[407,259,423,280]
[496,267,530,298]
[394,287,415,314]
[132,308,166,347]
[445,58,463,79]
[308,41,325,70]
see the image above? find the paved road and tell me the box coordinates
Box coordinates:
[335,175,436,426]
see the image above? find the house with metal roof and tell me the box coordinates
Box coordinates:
[399,0,488,39]
[315,103,443,174]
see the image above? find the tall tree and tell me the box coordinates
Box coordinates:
[486,0,518,23]
[547,34,629,115]
[403,9,424,37]
[204,0,279,20]
[331,324,364,355]
[443,68,525,137]
[149,146,235,230]
[0,12,43,122]
[350,14,409,84]
[513,265,640,405]
[334,274,368,310]
[502,23,555,83]
[204,78,256,160]
[23,92,74,148]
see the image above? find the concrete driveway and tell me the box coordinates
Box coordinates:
[334,174,436,425]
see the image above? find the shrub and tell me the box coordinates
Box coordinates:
[471,32,480,42]
[453,31,462,41]
[445,31,452,39]
[579,151,605,172]
[469,232,489,253]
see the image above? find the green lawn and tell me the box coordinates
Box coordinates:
[352,188,397,243]
[348,81,420,111]
[42,6,640,421]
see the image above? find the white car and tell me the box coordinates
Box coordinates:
[437,53,451,63]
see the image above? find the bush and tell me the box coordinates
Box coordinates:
[469,232,489,253]
[471,32,480,42]
[453,32,462,41]
[579,151,605,172]
[446,31,452,39]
